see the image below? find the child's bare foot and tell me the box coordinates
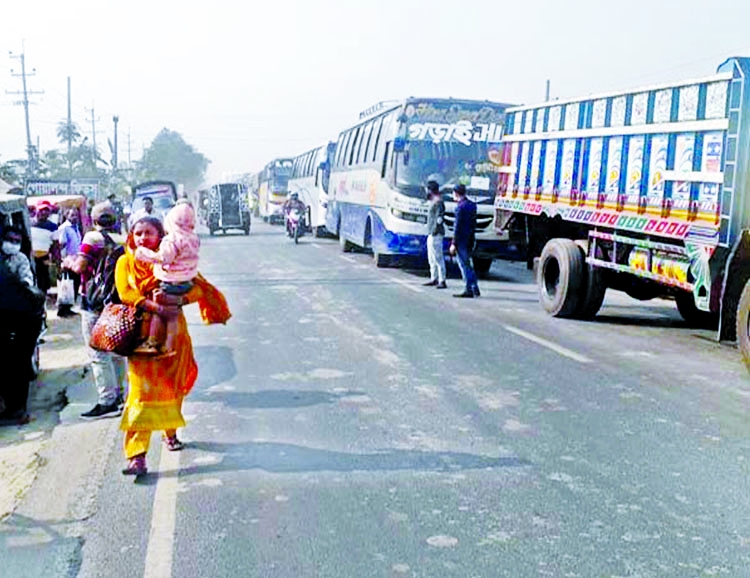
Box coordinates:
[133,339,161,356]
[156,348,177,359]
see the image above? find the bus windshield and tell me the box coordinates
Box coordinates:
[396,140,503,201]
[271,160,293,193]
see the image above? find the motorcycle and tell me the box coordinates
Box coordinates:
[286,208,306,244]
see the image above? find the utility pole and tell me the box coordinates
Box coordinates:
[127,128,132,168]
[545,79,551,102]
[67,76,73,180]
[85,104,100,169]
[112,115,119,172]
[7,47,44,177]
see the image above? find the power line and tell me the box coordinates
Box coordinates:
[6,45,44,175]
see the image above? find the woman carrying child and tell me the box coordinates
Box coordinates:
[116,212,230,476]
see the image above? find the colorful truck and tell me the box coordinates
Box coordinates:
[494,57,750,368]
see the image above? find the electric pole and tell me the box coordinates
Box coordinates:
[7,47,44,177]
[85,104,100,169]
[67,76,73,179]
[112,115,119,172]
[545,79,551,102]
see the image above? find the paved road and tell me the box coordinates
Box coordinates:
[14,222,750,577]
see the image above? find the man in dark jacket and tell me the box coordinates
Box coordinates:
[449,184,480,298]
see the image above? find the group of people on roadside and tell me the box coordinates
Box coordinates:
[1,195,229,477]
[424,181,481,298]
[63,199,229,475]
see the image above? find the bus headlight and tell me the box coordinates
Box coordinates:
[390,208,427,224]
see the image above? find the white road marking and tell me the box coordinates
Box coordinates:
[311,243,322,249]
[339,256,357,264]
[389,276,425,294]
[503,325,592,364]
[143,447,181,578]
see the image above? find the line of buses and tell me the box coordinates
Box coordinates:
[214,59,750,374]
[240,97,515,273]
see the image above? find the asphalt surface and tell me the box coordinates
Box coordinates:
[36,222,750,576]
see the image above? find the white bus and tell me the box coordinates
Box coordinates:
[325,98,512,272]
[258,158,293,223]
[288,142,336,237]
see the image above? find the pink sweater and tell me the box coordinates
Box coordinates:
[136,203,200,283]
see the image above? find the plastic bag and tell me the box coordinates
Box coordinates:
[57,275,75,306]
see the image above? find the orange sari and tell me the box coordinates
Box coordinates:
[115,244,230,458]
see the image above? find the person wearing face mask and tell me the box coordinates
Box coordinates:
[0,225,43,424]
[423,180,447,289]
[1,226,34,288]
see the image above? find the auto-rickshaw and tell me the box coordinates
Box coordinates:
[207,183,251,235]
[0,194,46,385]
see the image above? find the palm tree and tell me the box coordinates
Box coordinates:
[56,120,81,147]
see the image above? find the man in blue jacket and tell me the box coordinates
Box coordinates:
[449,184,480,298]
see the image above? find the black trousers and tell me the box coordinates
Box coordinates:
[0,314,42,416]
[35,257,51,293]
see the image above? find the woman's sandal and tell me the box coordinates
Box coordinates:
[163,436,185,452]
[122,454,147,476]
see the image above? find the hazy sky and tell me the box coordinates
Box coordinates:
[2,0,750,185]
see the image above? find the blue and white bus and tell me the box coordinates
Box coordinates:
[288,142,336,237]
[326,98,512,271]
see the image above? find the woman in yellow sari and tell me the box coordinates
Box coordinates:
[116,214,230,475]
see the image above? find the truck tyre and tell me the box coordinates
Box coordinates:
[676,291,718,329]
[538,238,584,317]
[737,279,750,371]
[575,261,607,320]
[473,257,493,279]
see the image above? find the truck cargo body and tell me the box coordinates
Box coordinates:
[494,57,750,356]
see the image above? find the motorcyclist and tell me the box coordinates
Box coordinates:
[283,192,306,237]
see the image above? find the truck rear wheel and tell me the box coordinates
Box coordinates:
[538,239,584,317]
[676,291,718,329]
[737,279,750,372]
[575,260,607,320]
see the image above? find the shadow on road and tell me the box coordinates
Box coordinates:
[157,441,530,477]
[197,389,366,409]
[193,346,238,388]
[592,312,684,329]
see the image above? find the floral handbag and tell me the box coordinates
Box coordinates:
[89,303,143,356]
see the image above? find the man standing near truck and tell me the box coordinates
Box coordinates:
[450,184,480,298]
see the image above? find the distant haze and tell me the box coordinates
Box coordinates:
[2,0,750,185]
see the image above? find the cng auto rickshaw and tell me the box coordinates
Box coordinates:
[207,183,251,235]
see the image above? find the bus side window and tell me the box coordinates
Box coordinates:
[348,127,361,166]
[381,142,391,178]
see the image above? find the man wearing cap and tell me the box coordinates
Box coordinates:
[423,180,447,289]
[450,184,480,298]
[65,202,128,420]
[31,201,58,295]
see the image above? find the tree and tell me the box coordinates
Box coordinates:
[56,120,81,147]
[138,129,209,189]
[0,158,24,185]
